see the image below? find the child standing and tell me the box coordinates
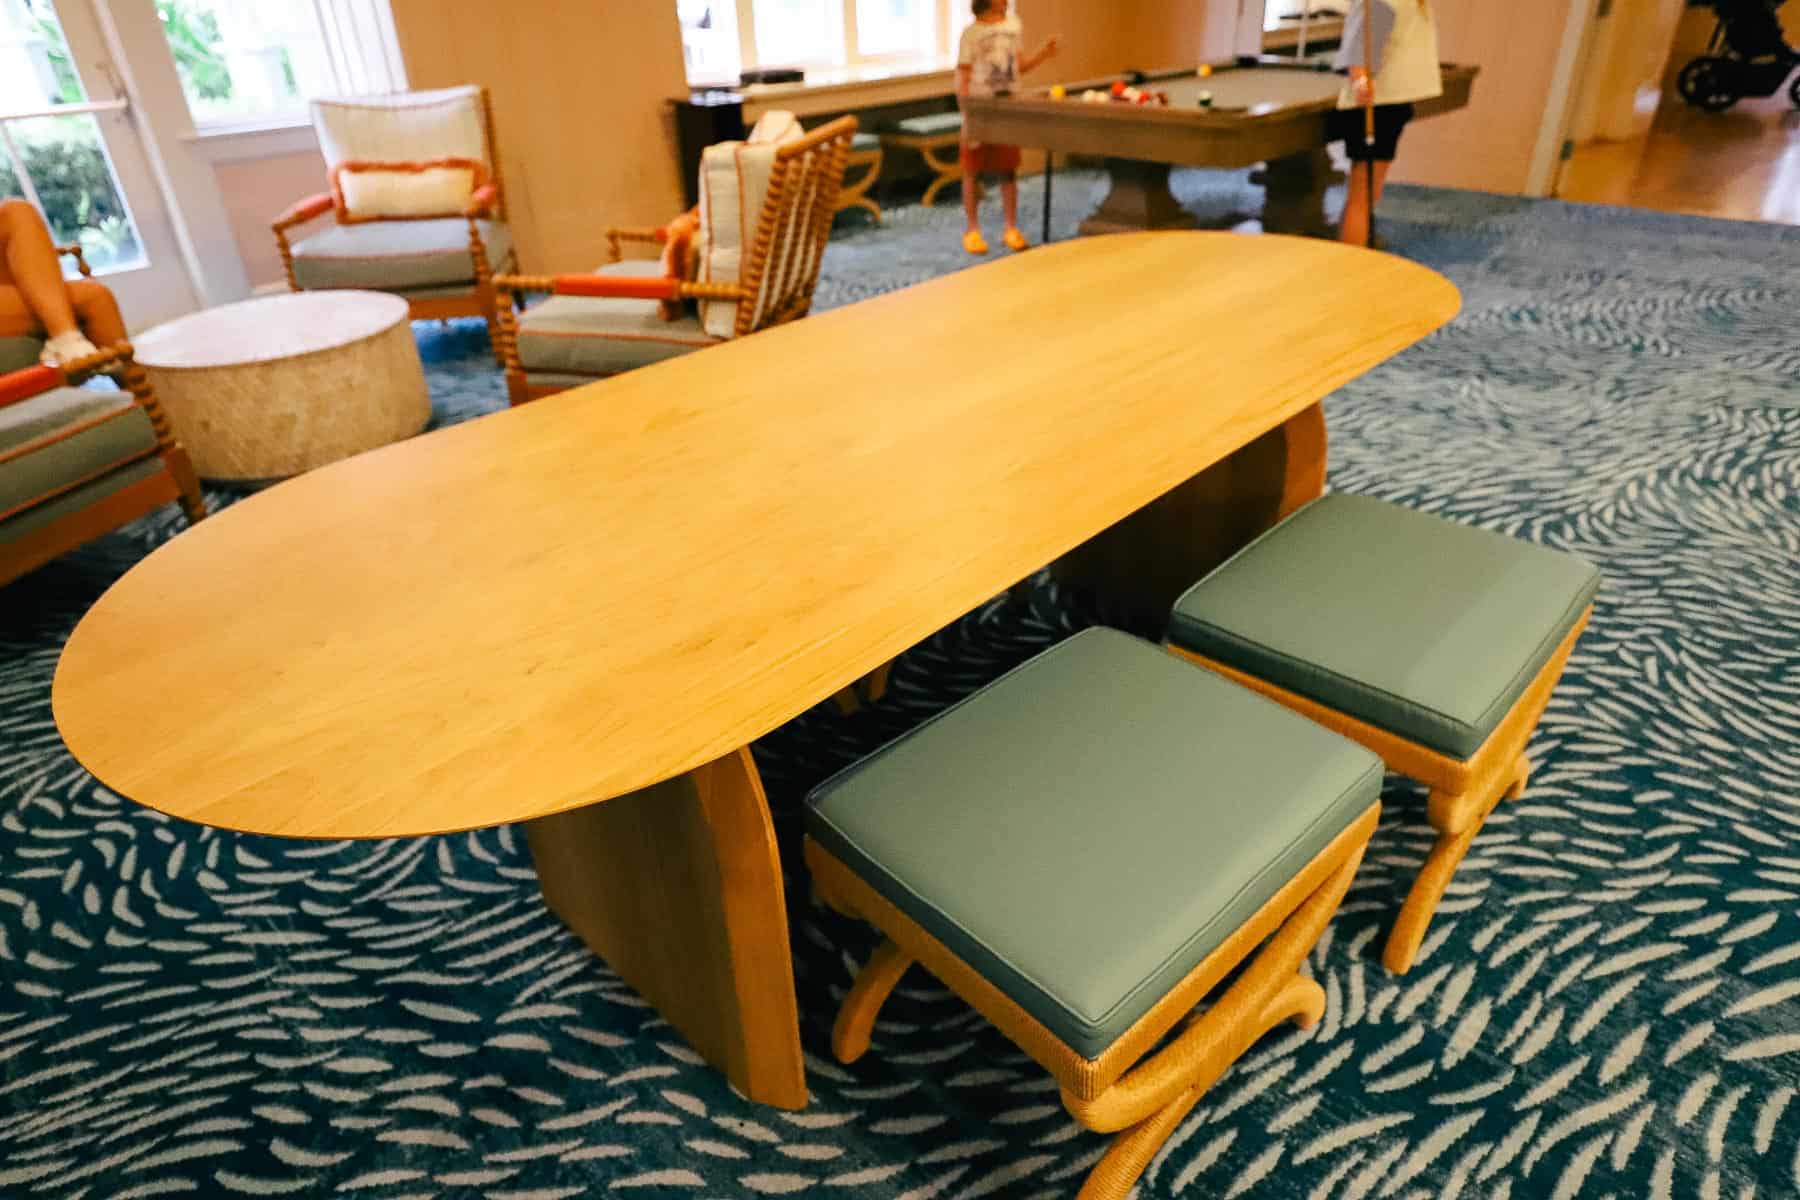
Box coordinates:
[1328,0,1441,246]
[956,0,1058,255]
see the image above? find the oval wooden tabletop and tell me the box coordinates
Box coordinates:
[54,233,1460,838]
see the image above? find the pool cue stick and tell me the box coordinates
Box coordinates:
[1043,149,1053,244]
[1362,0,1377,249]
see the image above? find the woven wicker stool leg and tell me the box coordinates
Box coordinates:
[1383,775,1510,975]
[1067,835,1366,1199]
[832,939,913,1063]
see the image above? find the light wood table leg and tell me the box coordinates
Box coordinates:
[1079,159,1202,236]
[1051,402,1327,628]
[524,747,808,1110]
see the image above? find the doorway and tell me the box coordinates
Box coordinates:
[2,0,202,328]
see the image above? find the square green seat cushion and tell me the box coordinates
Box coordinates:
[850,131,882,152]
[806,627,1383,1061]
[0,387,157,522]
[1169,493,1602,761]
[516,260,721,378]
[289,218,512,291]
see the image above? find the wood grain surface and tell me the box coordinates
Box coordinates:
[53,232,1460,838]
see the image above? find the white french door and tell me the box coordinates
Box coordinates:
[1,0,199,329]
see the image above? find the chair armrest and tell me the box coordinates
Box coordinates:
[273,192,333,233]
[0,365,61,410]
[605,225,668,262]
[464,183,499,218]
[54,242,93,278]
[495,272,680,301]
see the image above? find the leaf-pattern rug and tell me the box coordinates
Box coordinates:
[3,170,1798,1198]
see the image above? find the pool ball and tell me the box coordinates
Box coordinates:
[1197,91,1214,108]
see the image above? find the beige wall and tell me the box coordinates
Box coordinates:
[388,0,690,275]
[1391,0,1589,195]
[217,149,328,290]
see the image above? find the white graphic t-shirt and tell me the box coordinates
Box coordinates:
[958,15,1023,98]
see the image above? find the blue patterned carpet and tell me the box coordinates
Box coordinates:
[4,170,1800,1198]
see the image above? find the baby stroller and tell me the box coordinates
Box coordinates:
[1677,0,1800,111]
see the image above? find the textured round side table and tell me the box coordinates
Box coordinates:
[133,291,430,481]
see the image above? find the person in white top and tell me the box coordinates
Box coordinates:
[955,0,1058,255]
[1328,0,1443,246]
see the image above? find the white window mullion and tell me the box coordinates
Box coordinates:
[737,0,759,70]
[842,0,861,66]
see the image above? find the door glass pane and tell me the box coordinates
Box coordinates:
[754,0,843,66]
[3,0,89,110]
[6,115,145,273]
[678,0,743,83]
[856,0,931,58]
[157,0,335,126]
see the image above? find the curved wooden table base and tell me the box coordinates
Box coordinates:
[524,748,806,1109]
[813,803,1375,1199]
[1170,606,1591,976]
[1053,401,1328,629]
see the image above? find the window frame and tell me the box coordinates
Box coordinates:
[683,0,967,85]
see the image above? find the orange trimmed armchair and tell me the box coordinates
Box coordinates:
[493,115,858,406]
[271,86,514,363]
[1,343,205,589]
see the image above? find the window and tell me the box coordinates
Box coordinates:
[679,0,970,85]
[1,1,145,272]
[854,0,934,59]
[156,0,405,130]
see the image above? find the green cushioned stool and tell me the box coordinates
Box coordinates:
[1166,492,1601,975]
[806,627,1382,1200]
[882,113,965,207]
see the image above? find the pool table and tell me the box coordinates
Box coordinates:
[963,56,1479,238]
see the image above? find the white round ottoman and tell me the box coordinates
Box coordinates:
[134,291,430,481]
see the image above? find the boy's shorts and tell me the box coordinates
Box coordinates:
[960,142,1022,175]
[1327,103,1416,162]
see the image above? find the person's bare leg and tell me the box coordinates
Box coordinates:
[69,279,126,346]
[961,167,988,254]
[1338,162,1371,245]
[1002,175,1020,233]
[0,199,81,337]
[1372,161,1393,206]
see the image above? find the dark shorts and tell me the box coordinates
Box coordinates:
[960,142,1022,175]
[1327,103,1416,162]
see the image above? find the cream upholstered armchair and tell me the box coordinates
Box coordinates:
[493,114,856,406]
[271,86,514,361]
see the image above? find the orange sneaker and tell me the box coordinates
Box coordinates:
[962,229,989,255]
[1002,227,1029,252]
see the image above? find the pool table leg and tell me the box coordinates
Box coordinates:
[1255,148,1338,239]
[1078,159,1200,236]
[1049,402,1326,629]
[524,746,809,1111]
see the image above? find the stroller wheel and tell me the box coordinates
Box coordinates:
[1679,57,1743,112]
[1790,70,1800,110]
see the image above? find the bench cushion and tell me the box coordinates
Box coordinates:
[289,218,512,290]
[0,336,42,375]
[1,386,158,522]
[1169,493,1602,761]
[891,112,963,138]
[515,261,722,378]
[850,131,882,152]
[807,627,1383,1061]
